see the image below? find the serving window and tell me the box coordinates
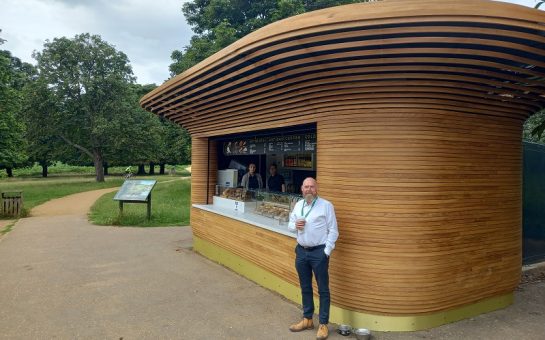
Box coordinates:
[214,124,316,193]
[193,124,316,236]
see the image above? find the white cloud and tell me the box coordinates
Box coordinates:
[0,0,192,85]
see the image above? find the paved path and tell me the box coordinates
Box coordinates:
[0,189,544,339]
[0,189,309,340]
[30,188,119,217]
[0,219,15,232]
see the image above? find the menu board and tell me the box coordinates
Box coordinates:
[304,133,317,151]
[267,136,285,153]
[283,135,302,152]
[223,133,316,155]
[248,137,266,154]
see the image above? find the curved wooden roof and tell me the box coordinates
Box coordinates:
[140,0,545,137]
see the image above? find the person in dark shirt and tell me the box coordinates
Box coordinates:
[240,163,263,189]
[267,163,286,192]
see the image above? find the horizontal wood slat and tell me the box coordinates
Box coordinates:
[315,112,522,314]
[141,0,545,135]
[189,107,523,315]
[191,208,300,286]
[190,137,209,205]
[145,0,538,318]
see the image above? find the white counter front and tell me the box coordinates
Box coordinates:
[192,202,297,238]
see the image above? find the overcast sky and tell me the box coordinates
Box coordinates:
[0,0,541,85]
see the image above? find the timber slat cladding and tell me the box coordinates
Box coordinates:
[141,1,545,134]
[191,208,300,286]
[143,0,543,317]
[207,141,217,204]
[317,113,521,313]
[190,138,209,205]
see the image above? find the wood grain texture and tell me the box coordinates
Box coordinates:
[141,0,545,136]
[143,0,541,316]
[191,207,300,285]
[190,137,209,205]
[317,113,522,313]
[191,109,523,315]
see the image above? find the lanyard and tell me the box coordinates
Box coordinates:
[301,197,318,219]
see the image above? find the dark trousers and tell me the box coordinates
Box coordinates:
[295,244,330,324]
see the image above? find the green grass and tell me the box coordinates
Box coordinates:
[0,162,191,179]
[89,178,191,227]
[0,177,125,218]
[0,163,191,222]
[1,221,15,236]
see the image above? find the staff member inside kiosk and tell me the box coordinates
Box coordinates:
[267,163,286,192]
[240,163,263,189]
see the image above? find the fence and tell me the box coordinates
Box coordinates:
[523,142,545,265]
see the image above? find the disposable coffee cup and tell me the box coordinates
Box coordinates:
[296,218,306,232]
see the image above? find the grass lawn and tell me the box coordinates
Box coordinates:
[0,162,191,179]
[0,176,124,218]
[89,177,191,227]
[0,164,191,227]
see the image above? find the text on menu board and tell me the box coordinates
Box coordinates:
[223,133,316,155]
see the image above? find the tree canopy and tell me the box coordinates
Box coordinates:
[0,48,36,176]
[32,33,136,181]
[170,0,369,75]
[2,32,192,180]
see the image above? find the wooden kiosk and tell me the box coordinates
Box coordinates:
[141,0,545,331]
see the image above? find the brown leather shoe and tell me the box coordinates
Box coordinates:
[289,318,314,332]
[316,324,329,340]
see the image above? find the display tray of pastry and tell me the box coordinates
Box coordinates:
[270,194,290,204]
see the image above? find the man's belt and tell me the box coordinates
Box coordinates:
[298,244,326,251]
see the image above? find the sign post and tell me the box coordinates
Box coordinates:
[113,180,157,220]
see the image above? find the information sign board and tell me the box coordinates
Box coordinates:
[114,180,157,201]
[114,180,157,220]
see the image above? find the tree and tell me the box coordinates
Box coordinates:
[156,118,192,174]
[170,0,369,75]
[33,33,135,182]
[0,48,35,177]
[0,110,25,177]
[524,110,545,144]
[21,77,61,177]
[530,2,545,139]
[100,83,162,175]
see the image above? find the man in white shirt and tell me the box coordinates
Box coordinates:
[288,177,339,340]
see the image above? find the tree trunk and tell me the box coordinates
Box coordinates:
[6,167,13,177]
[93,149,105,182]
[137,164,146,175]
[149,162,155,175]
[103,162,109,176]
[58,135,101,180]
[41,161,48,178]
[159,163,166,175]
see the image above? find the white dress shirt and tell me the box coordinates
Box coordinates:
[288,196,339,256]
